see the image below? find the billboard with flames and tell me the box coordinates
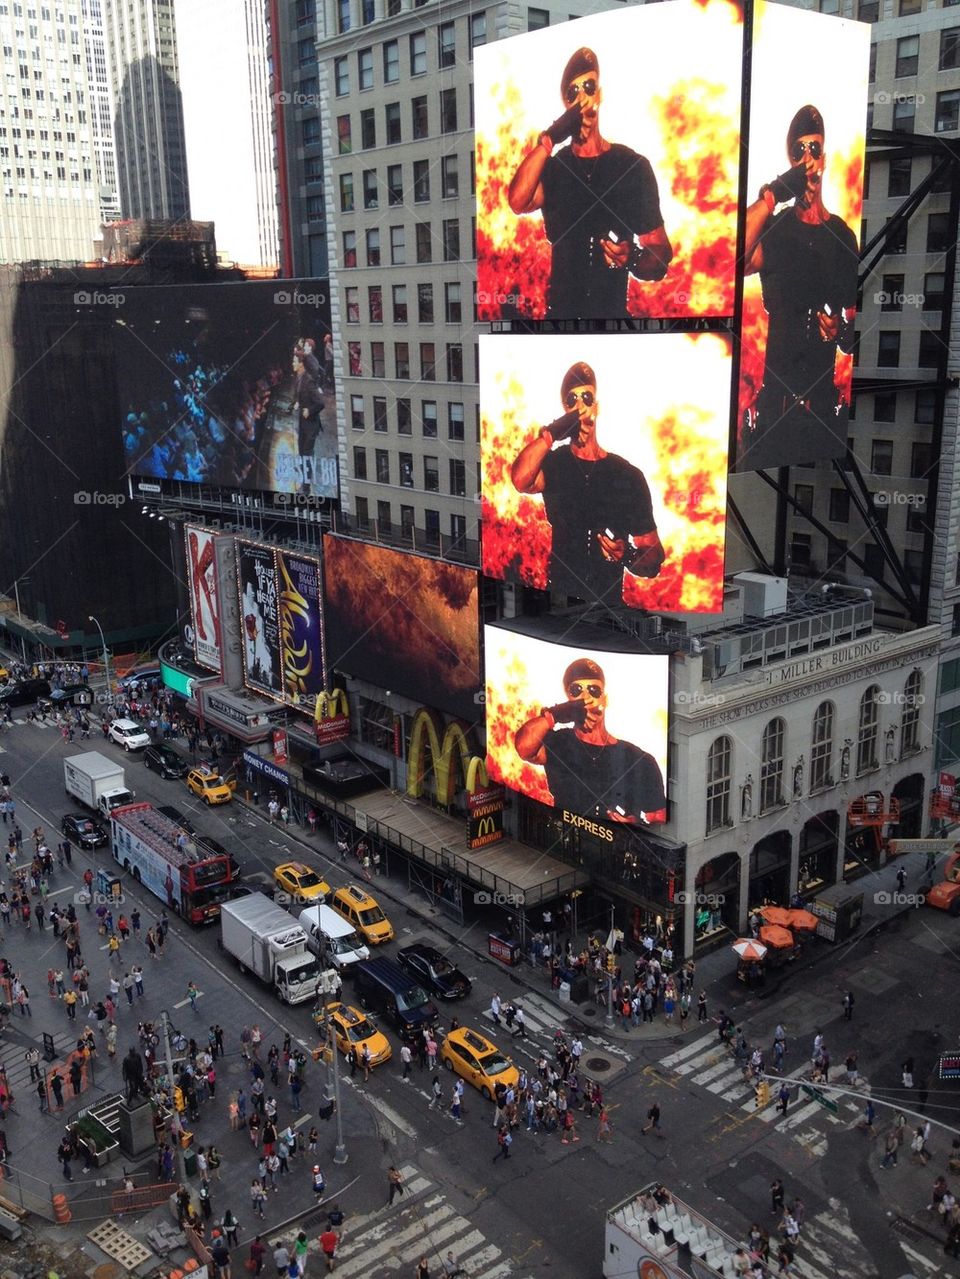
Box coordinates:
[733,2,869,471]
[480,332,730,613]
[485,625,669,826]
[474,0,743,322]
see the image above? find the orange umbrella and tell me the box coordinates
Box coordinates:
[787,908,819,932]
[731,938,768,962]
[759,905,793,926]
[759,924,794,949]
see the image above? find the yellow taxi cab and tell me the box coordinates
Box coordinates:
[439,1026,519,1100]
[330,884,394,945]
[274,861,330,903]
[313,1002,392,1067]
[185,767,235,805]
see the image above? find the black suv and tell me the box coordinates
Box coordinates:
[0,678,50,707]
[397,943,472,1000]
[352,957,440,1044]
[143,743,189,779]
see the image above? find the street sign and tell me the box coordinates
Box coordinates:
[888,838,960,855]
[939,1053,960,1080]
[801,1083,839,1114]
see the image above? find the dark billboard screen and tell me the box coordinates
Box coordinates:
[277,549,325,709]
[323,537,481,723]
[238,541,282,697]
[116,281,338,499]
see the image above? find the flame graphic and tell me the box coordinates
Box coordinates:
[476,0,743,322]
[480,333,730,614]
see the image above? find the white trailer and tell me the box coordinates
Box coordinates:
[220,893,321,1004]
[64,752,134,818]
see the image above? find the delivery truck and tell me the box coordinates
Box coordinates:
[220,893,321,1004]
[64,752,134,819]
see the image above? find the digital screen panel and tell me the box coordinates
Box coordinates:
[475,0,743,322]
[277,549,325,709]
[184,525,221,673]
[485,626,668,826]
[732,2,869,471]
[116,281,338,499]
[480,332,730,613]
[238,541,282,697]
[323,537,481,723]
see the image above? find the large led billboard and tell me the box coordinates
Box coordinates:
[185,525,221,673]
[323,537,481,723]
[485,625,668,826]
[474,0,743,322]
[732,2,869,471]
[277,550,325,709]
[237,541,282,697]
[480,332,730,613]
[116,281,338,499]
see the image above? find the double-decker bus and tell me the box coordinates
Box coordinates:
[110,802,239,925]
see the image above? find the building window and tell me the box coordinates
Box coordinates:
[395,342,410,379]
[941,27,960,70]
[345,286,360,324]
[413,159,430,202]
[353,445,367,479]
[377,501,392,533]
[416,222,432,263]
[302,117,321,146]
[306,195,324,223]
[387,163,403,206]
[868,41,877,82]
[954,604,960,637]
[528,6,549,29]
[858,0,878,20]
[343,230,357,268]
[337,114,352,154]
[370,342,385,378]
[449,458,466,497]
[412,95,428,139]
[399,453,414,487]
[705,735,732,833]
[790,532,812,567]
[339,172,354,212]
[877,332,900,367]
[829,488,849,522]
[383,39,399,83]
[358,46,373,90]
[810,701,834,791]
[424,455,439,492]
[827,537,847,571]
[441,154,459,197]
[887,156,910,196]
[916,388,937,424]
[884,217,907,255]
[348,343,363,376]
[919,331,943,368]
[895,34,919,77]
[438,21,455,67]
[928,212,951,252]
[373,398,388,433]
[794,483,814,515]
[900,0,920,11]
[760,717,786,813]
[375,448,390,483]
[871,439,893,475]
[893,98,915,134]
[444,281,462,324]
[873,391,896,422]
[338,0,352,30]
[362,168,378,209]
[400,504,415,538]
[397,398,412,434]
[936,90,960,134]
[360,108,375,149]
[392,284,407,323]
[385,102,401,144]
[390,225,406,265]
[355,496,369,528]
[351,394,365,430]
[856,686,882,775]
[911,441,932,479]
[440,87,457,134]
[422,400,438,436]
[448,401,464,440]
[334,55,349,95]
[365,228,380,267]
[900,671,923,755]
[409,31,426,76]
[361,0,375,22]
[879,274,903,311]
[923,271,945,310]
[469,11,486,54]
[425,509,441,546]
[368,285,383,324]
[446,343,463,382]
[418,282,434,322]
[420,342,436,381]
[442,218,460,261]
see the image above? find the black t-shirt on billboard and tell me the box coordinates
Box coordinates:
[540,447,657,604]
[543,730,666,822]
[540,144,664,319]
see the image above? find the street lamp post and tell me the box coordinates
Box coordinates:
[88,615,112,710]
[605,904,616,1030]
[316,975,348,1165]
[159,1010,187,1186]
[12,579,27,662]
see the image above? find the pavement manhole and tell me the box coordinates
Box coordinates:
[585,1056,611,1073]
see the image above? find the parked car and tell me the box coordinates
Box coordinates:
[60,812,109,850]
[107,718,151,751]
[397,943,472,1000]
[143,743,189,779]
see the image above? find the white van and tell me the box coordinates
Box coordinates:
[299,903,371,971]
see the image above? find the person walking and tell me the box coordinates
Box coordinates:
[400,1043,413,1081]
[319,1225,339,1273]
[881,1129,899,1169]
[776,1083,790,1115]
[697,992,708,1022]
[187,980,200,1012]
[249,1236,266,1276]
[896,865,907,894]
[388,1165,405,1205]
[250,1178,267,1219]
[641,1102,662,1137]
[842,991,854,1021]
[492,1125,512,1162]
[771,1179,785,1216]
[597,1106,613,1143]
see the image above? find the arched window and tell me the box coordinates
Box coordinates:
[760,717,786,812]
[810,701,835,791]
[857,685,880,774]
[900,669,923,755]
[706,736,732,833]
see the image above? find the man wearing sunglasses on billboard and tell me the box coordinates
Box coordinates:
[515,658,666,825]
[741,104,858,469]
[511,361,665,604]
[507,47,672,319]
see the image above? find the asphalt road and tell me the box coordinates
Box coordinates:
[1,716,958,1279]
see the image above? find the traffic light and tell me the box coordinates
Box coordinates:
[606,953,616,973]
[755,1081,770,1109]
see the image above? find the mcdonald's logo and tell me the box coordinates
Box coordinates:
[467,812,504,850]
[475,816,497,838]
[314,689,349,723]
[407,707,487,805]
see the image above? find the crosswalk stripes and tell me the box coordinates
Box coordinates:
[310,1164,534,1279]
[2,1026,76,1096]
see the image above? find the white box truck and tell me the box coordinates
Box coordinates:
[220,893,321,1004]
[64,752,134,819]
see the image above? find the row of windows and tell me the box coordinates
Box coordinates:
[344,280,465,325]
[336,6,488,57]
[824,0,948,21]
[853,386,938,425]
[349,395,469,438]
[340,21,486,96]
[337,151,469,208]
[789,531,925,581]
[705,680,923,833]
[331,89,470,153]
[351,500,468,548]
[342,216,469,265]
[863,211,955,256]
[891,27,960,76]
[346,338,473,383]
[864,155,950,200]
[874,89,960,135]
[869,329,947,369]
[353,446,470,496]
